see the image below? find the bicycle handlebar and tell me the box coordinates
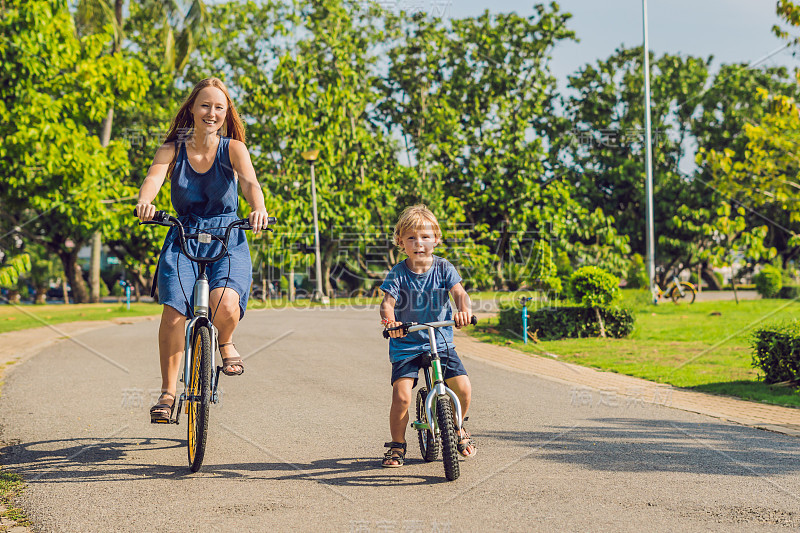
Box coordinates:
[134,209,277,264]
[382,316,478,339]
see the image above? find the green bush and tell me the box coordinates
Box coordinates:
[626,254,649,289]
[753,265,783,298]
[778,285,800,300]
[751,321,800,383]
[570,266,619,307]
[497,304,634,340]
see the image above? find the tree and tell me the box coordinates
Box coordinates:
[552,47,710,268]
[71,0,210,301]
[0,0,148,302]
[699,88,800,271]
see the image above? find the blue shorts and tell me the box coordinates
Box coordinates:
[390,347,467,386]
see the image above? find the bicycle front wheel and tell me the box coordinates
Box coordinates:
[436,396,460,481]
[670,282,697,304]
[187,325,211,472]
[416,388,439,462]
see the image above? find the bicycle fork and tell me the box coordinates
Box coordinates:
[411,326,463,436]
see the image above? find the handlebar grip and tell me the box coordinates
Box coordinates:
[382,330,390,339]
[133,208,169,223]
[267,217,277,225]
[471,315,478,326]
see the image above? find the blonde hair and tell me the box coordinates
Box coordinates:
[164,77,246,178]
[392,204,442,247]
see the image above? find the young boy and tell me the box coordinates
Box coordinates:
[379,204,476,467]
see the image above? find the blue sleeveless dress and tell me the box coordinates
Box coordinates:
[156,137,252,319]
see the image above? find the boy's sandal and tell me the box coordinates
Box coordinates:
[219,342,245,376]
[457,418,477,457]
[382,441,407,468]
[150,392,176,424]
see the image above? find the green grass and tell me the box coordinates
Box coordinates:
[469,292,800,408]
[0,302,162,334]
[0,470,29,528]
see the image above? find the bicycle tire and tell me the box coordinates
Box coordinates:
[187,325,211,472]
[436,396,460,481]
[670,282,696,304]
[416,388,439,462]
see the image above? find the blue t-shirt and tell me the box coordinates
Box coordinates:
[380,255,462,362]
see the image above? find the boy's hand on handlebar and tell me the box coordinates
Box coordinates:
[453,311,473,329]
[135,202,157,222]
[249,208,269,234]
[383,320,406,338]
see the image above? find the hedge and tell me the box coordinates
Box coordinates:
[778,285,800,300]
[751,321,800,383]
[498,304,635,341]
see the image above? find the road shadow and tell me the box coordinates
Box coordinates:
[0,438,448,486]
[481,418,800,477]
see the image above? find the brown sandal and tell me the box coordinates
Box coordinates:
[457,417,476,457]
[219,342,245,376]
[382,441,407,468]
[150,392,176,424]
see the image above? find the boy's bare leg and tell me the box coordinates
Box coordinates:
[385,377,414,465]
[446,374,476,457]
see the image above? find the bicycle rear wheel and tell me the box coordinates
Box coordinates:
[670,282,696,304]
[188,325,211,472]
[437,396,460,481]
[416,388,439,462]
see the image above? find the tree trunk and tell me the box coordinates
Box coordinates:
[60,251,89,303]
[90,231,102,302]
[701,263,721,290]
[34,287,47,305]
[61,277,69,304]
[90,104,114,302]
[134,271,150,302]
[594,307,607,338]
[288,270,295,302]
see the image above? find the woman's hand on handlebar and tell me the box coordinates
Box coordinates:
[249,208,269,234]
[453,311,473,329]
[135,202,157,222]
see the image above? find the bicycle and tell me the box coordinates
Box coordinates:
[137,209,276,472]
[654,275,697,304]
[382,316,478,481]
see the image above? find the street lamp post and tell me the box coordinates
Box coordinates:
[301,149,329,304]
[642,0,656,303]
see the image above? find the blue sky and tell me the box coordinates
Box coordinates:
[442,0,796,90]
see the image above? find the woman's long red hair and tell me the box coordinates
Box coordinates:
[164,77,245,178]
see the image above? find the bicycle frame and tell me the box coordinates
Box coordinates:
[407,322,464,436]
[138,210,276,423]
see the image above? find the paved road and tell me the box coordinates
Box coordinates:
[0,307,798,532]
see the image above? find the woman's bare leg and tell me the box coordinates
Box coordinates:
[210,287,243,374]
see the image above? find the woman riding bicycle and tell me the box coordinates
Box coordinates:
[135,77,269,423]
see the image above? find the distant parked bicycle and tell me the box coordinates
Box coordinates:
[654,275,696,304]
